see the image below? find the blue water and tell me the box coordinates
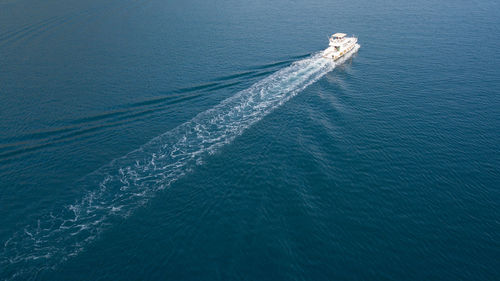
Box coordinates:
[1,0,499,280]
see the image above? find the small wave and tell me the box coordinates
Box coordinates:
[0,66,274,159]
[0,0,141,48]
[0,45,359,280]
[289,53,312,60]
[248,69,277,79]
[249,59,295,70]
[0,79,246,161]
[212,70,259,82]
[0,14,80,47]
[0,93,226,161]
[0,15,65,42]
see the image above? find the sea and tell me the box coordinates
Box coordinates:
[0,0,499,280]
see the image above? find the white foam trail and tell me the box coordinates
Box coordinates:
[0,45,359,280]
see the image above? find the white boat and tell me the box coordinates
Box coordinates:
[322,33,358,60]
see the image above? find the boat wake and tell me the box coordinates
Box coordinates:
[0,45,359,280]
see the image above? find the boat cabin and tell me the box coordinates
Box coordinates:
[331,33,346,40]
[329,33,347,50]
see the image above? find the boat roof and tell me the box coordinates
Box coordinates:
[332,33,346,38]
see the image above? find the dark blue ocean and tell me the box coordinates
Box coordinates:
[1,0,499,280]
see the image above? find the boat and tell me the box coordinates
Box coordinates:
[322,33,358,60]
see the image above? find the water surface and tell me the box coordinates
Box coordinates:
[0,0,499,280]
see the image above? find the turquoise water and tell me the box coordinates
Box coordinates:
[1,0,499,280]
